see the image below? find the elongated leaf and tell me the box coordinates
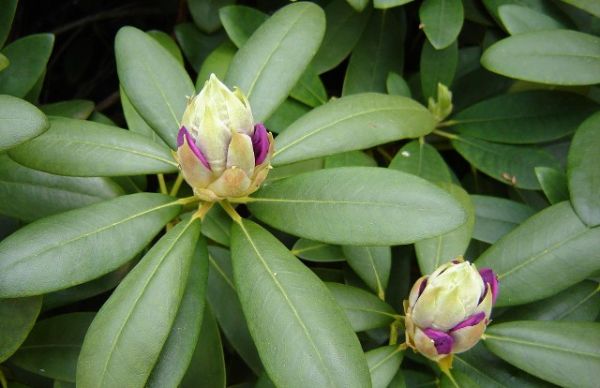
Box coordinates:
[481,30,600,85]
[471,195,535,244]
[366,346,404,388]
[116,26,195,148]
[324,150,376,168]
[293,239,345,262]
[0,154,123,222]
[231,220,371,388]
[386,72,411,97]
[174,23,225,72]
[420,40,458,99]
[0,193,180,297]
[147,30,184,65]
[374,0,414,8]
[346,0,369,11]
[500,280,600,322]
[420,0,464,49]
[343,10,405,95]
[415,184,474,275]
[535,166,568,204]
[206,246,262,374]
[290,66,327,108]
[188,0,234,34]
[343,246,391,298]
[388,140,453,183]
[452,135,560,189]
[226,3,325,122]
[560,0,600,17]
[499,5,567,35]
[41,100,94,120]
[273,94,436,166]
[484,321,600,387]
[219,5,268,48]
[0,53,8,71]
[9,117,178,176]
[0,297,41,362]
[568,111,600,226]
[0,0,18,47]
[11,313,94,382]
[249,167,466,245]
[453,91,598,144]
[0,95,48,152]
[327,283,397,332]
[196,41,236,88]
[476,201,600,306]
[77,219,202,388]
[312,0,371,74]
[120,87,167,146]
[146,242,208,387]
[202,205,232,247]
[0,34,54,98]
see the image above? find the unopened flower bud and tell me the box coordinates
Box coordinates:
[174,74,274,201]
[404,257,499,365]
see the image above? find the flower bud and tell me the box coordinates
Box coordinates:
[404,257,499,364]
[174,74,274,201]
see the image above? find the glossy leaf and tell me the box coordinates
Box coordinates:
[292,239,345,262]
[324,150,376,168]
[77,219,202,388]
[290,66,327,108]
[174,23,225,72]
[498,5,567,35]
[146,30,183,65]
[0,297,41,362]
[116,26,195,148]
[420,40,458,99]
[40,100,94,120]
[202,205,232,247]
[0,34,54,98]
[476,201,600,306]
[481,30,600,85]
[11,313,94,382]
[196,41,236,88]
[386,72,411,97]
[146,242,209,388]
[388,140,453,183]
[453,91,598,144]
[484,321,600,387]
[343,246,391,298]
[346,0,369,12]
[219,5,268,48]
[559,0,600,18]
[188,0,234,34]
[471,195,535,244]
[366,346,404,388]
[8,117,178,176]
[312,0,371,74]
[265,157,323,183]
[225,2,325,122]
[0,0,18,47]
[415,184,474,275]
[374,0,414,8]
[568,111,600,226]
[535,166,568,204]
[231,220,371,388]
[0,53,8,71]
[273,94,436,166]
[120,87,167,146]
[0,193,180,297]
[0,94,48,152]
[419,0,464,49]
[250,167,466,245]
[264,99,310,134]
[0,154,123,222]
[326,283,397,332]
[343,10,405,95]
[452,135,560,189]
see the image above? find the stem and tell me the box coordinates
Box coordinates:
[436,119,459,128]
[377,147,393,163]
[0,368,6,388]
[227,196,255,204]
[220,200,242,224]
[176,196,200,206]
[169,173,184,196]
[432,129,459,140]
[157,174,168,195]
[192,202,214,221]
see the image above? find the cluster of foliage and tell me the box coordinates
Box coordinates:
[0,0,599,387]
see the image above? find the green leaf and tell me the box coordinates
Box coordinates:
[231,220,371,388]
[366,346,404,388]
[345,0,369,12]
[0,297,42,362]
[453,91,598,144]
[174,23,225,72]
[535,166,568,204]
[40,100,94,120]
[0,193,180,297]
[568,111,600,226]
[226,2,325,122]
[249,167,466,245]
[484,321,600,387]
[196,41,236,89]
[343,246,390,298]
[452,135,560,189]
[180,306,226,388]
[0,154,123,222]
[0,0,18,48]
[420,40,458,99]
[326,283,397,332]
[11,313,94,382]
[386,72,411,97]
[388,140,453,183]
[498,5,567,35]
[273,94,436,166]
[481,30,600,85]
[476,201,600,306]
[264,98,310,134]
[77,219,202,388]
[500,280,600,322]
[312,0,371,74]
[116,26,195,148]
[324,150,377,168]
[120,86,167,146]
[188,0,234,34]
[292,239,345,262]
[8,117,178,177]
[415,184,474,275]
[219,5,268,48]
[0,94,48,152]
[266,157,323,183]
[202,205,232,246]
[0,53,8,71]
[206,246,262,374]
[146,30,184,65]
[343,10,405,95]
[471,195,535,244]
[0,34,54,98]
[419,0,464,49]
[374,0,414,8]
[289,66,327,108]
[559,0,600,18]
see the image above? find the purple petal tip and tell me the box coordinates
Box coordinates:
[178,126,211,170]
[177,126,187,147]
[450,312,486,332]
[479,268,499,305]
[252,123,270,165]
[423,328,454,355]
